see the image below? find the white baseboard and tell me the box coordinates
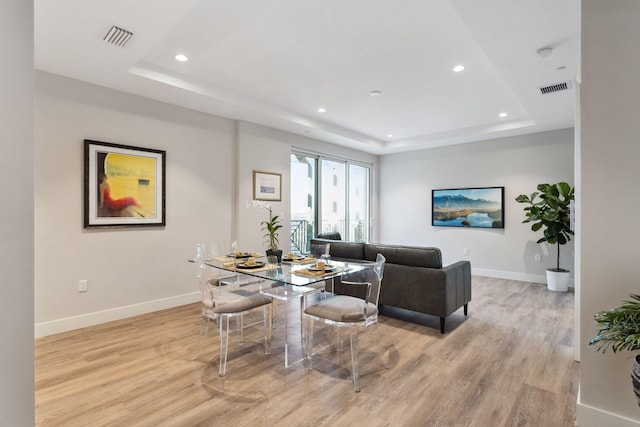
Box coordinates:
[35,292,201,338]
[576,393,640,426]
[34,268,573,338]
[472,268,575,288]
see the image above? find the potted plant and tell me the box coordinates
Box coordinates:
[588,294,640,406]
[249,200,283,262]
[515,182,575,292]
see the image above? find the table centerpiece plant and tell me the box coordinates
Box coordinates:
[248,200,283,262]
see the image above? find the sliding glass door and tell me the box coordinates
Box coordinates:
[290,154,316,253]
[291,152,370,249]
[321,159,346,238]
[348,164,369,242]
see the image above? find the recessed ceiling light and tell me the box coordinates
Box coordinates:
[387,134,393,138]
[453,65,465,73]
[175,54,188,62]
[317,107,326,113]
[370,90,382,96]
[499,112,508,118]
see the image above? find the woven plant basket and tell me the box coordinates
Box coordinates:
[632,355,640,406]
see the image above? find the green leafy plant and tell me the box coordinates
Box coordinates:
[588,294,640,354]
[261,206,282,251]
[515,182,575,271]
[249,200,282,251]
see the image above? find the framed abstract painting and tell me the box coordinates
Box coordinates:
[432,187,504,228]
[84,139,166,228]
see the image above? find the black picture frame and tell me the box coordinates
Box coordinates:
[432,186,504,228]
[84,139,166,228]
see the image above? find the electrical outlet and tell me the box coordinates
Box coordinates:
[78,279,88,292]
[534,254,541,262]
[463,248,469,256]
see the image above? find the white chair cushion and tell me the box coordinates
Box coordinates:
[213,289,271,314]
[304,295,377,323]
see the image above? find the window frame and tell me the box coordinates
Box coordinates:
[291,149,372,243]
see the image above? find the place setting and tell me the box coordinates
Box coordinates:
[234,257,265,269]
[221,251,263,259]
[221,255,278,272]
[213,240,265,262]
[293,259,344,278]
[281,252,317,265]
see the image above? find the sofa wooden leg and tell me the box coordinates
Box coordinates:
[464,303,468,316]
[439,317,445,334]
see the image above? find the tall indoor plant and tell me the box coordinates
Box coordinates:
[588,294,640,406]
[515,182,575,291]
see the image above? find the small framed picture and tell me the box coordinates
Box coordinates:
[84,139,166,228]
[253,170,282,201]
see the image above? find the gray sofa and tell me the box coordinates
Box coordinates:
[310,237,471,333]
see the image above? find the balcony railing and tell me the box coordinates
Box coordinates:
[290,219,311,253]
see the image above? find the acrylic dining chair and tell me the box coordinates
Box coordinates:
[303,253,385,392]
[195,244,273,376]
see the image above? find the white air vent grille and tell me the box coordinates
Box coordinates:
[539,81,571,95]
[103,26,133,47]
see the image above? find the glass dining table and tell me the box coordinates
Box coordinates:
[203,256,360,368]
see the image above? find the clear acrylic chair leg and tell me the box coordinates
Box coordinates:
[237,314,244,343]
[305,317,314,370]
[264,304,272,355]
[349,326,360,392]
[199,316,209,335]
[219,315,230,377]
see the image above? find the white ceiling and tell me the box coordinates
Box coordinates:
[34,0,579,155]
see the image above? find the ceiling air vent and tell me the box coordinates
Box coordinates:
[103,25,133,47]
[539,81,572,95]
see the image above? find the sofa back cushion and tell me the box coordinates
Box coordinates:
[364,244,442,269]
[316,231,342,240]
[310,238,365,260]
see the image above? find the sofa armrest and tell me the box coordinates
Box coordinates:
[442,261,472,316]
[377,260,471,319]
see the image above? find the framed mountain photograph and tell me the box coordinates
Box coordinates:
[432,187,504,228]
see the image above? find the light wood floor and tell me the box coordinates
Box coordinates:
[35,276,578,426]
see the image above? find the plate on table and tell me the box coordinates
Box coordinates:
[283,255,305,261]
[229,253,253,259]
[308,264,337,272]
[236,261,265,269]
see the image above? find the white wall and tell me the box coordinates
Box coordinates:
[577,1,640,425]
[35,72,236,336]
[33,73,378,337]
[237,122,293,254]
[1,0,34,423]
[379,128,574,282]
